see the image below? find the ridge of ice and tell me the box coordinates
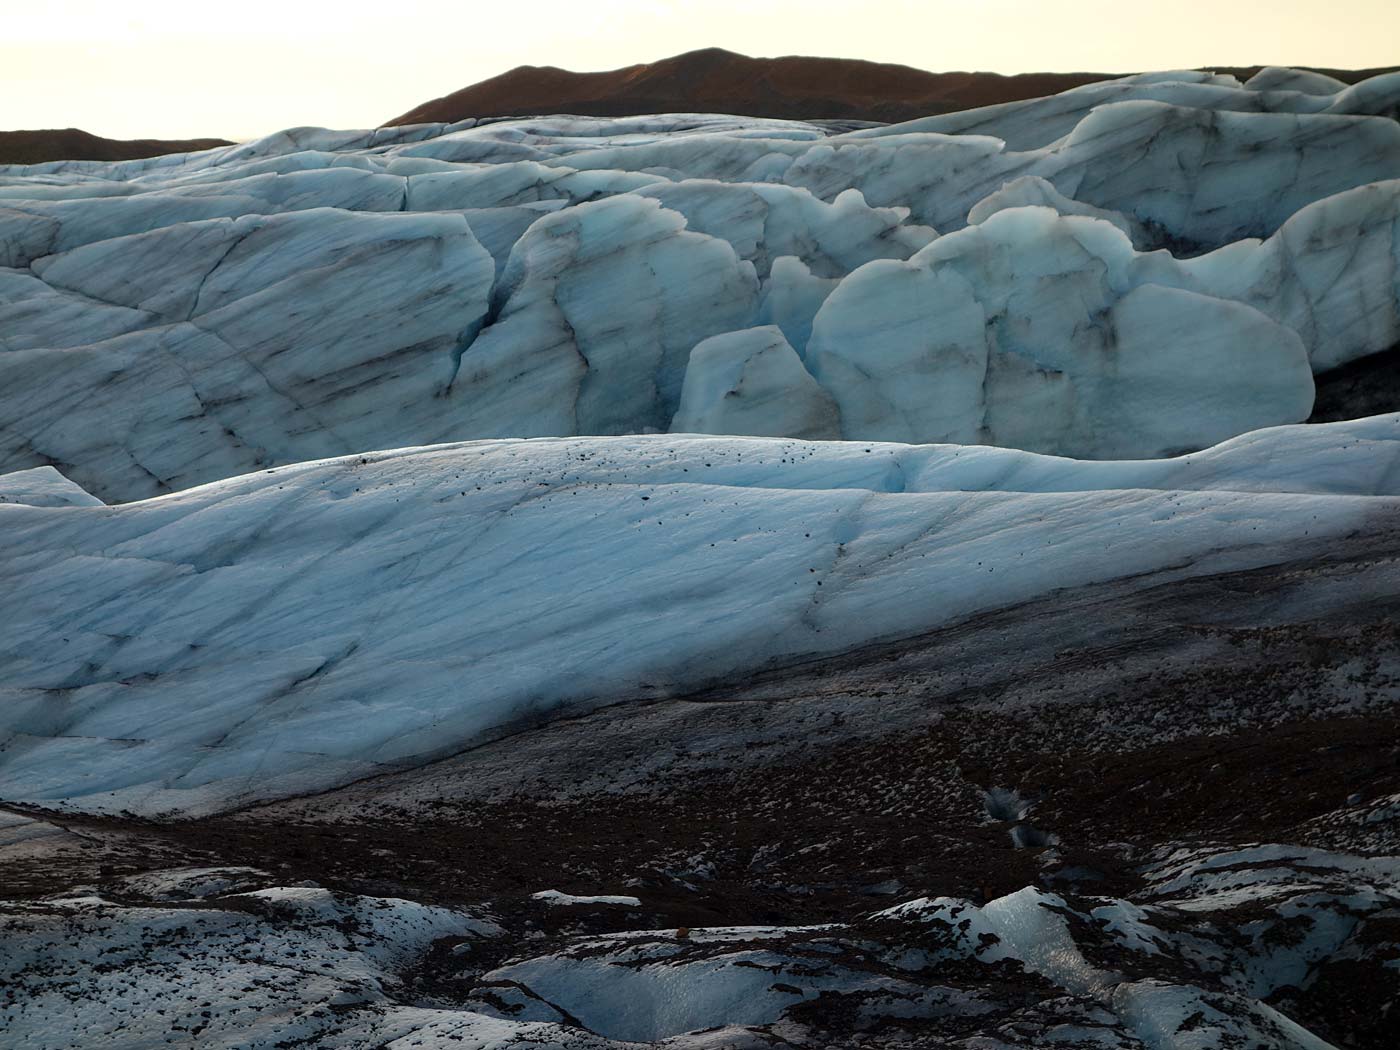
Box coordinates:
[1,417,1395,814]
[1,71,1398,500]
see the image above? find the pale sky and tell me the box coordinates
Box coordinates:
[5,0,1398,141]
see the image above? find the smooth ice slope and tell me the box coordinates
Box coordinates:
[1,69,1399,500]
[1,417,1396,815]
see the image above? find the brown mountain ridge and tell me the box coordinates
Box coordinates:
[0,128,232,167]
[6,50,1395,166]
[385,46,1399,126]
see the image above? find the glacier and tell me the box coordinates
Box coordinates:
[1,68,1399,500]
[1,418,1396,815]
[3,65,1400,1050]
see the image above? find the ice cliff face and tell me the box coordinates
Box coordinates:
[2,69,1400,501]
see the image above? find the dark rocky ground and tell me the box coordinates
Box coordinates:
[0,128,232,166]
[5,515,1398,1047]
[1311,345,1400,424]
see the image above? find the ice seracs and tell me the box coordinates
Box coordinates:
[807,207,1315,457]
[967,173,1145,242]
[671,326,840,439]
[454,194,759,437]
[633,180,937,278]
[1,208,495,501]
[1,68,1398,499]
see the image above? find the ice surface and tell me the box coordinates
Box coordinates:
[0,883,501,1050]
[847,68,1400,151]
[455,194,759,437]
[1,71,1398,499]
[807,207,1316,456]
[1040,102,1400,249]
[980,888,1117,996]
[531,890,642,907]
[116,865,270,901]
[1,87,1398,1050]
[671,326,840,439]
[1,209,497,501]
[1246,66,1351,96]
[1,417,1395,814]
[634,180,936,278]
[485,930,916,1040]
[968,174,1145,242]
[0,466,103,508]
[1114,980,1342,1050]
[1236,178,1400,370]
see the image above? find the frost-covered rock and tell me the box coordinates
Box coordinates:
[0,883,500,1050]
[7,843,1387,1049]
